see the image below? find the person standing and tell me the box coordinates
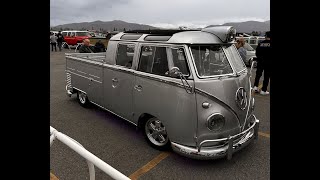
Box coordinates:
[236,37,247,62]
[50,32,58,52]
[56,31,64,51]
[253,31,271,95]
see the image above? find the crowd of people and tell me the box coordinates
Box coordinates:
[50,31,64,52]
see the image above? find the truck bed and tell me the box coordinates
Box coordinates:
[65,53,106,105]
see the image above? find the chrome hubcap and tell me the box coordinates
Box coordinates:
[145,118,168,146]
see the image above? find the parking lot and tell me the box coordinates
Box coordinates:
[50,49,270,180]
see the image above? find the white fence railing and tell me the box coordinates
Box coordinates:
[50,126,130,180]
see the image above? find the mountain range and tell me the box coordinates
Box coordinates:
[51,20,270,33]
[52,20,156,32]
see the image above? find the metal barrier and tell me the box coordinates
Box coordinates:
[50,126,130,180]
[75,43,84,52]
[62,42,71,50]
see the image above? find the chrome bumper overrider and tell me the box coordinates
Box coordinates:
[171,115,259,160]
[66,85,73,97]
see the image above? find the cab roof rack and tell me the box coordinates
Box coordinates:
[124,29,197,36]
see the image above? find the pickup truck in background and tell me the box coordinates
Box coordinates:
[62,30,92,46]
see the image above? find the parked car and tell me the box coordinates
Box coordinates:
[61,30,92,46]
[65,26,259,160]
[244,36,265,49]
[243,43,257,67]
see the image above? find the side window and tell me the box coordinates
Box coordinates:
[115,44,135,68]
[138,46,169,76]
[152,47,169,76]
[62,32,67,36]
[70,32,75,37]
[138,46,155,73]
[171,48,189,76]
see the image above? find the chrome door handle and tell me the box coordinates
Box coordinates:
[134,85,142,91]
[112,78,118,82]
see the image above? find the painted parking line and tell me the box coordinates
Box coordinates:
[50,172,59,180]
[129,152,171,180]
[258,132,270,138]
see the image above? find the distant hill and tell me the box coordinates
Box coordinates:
[207,20,270,33]
[51,19,270,33]
[52,20,157,32]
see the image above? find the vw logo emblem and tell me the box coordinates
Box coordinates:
[235,87,248,110]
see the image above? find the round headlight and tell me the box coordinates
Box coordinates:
[207,113,225,131]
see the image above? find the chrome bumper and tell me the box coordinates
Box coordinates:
[171,115,259,160]
[66,85,73,97]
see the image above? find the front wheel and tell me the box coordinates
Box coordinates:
[77,91,89,107]
[144,117,170,150]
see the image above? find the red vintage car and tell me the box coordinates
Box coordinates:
[61,31,91,46]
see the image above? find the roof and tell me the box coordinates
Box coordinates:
[110,26,236,44]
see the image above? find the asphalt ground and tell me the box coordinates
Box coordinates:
[50,49,270,180]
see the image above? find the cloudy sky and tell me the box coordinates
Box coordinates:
[50,0,269,28]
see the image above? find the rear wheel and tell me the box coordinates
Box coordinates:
[144,117,170,150]
[77,91,89,107]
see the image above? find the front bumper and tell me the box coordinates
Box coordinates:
[171,115,259,160]
[66,85,73,97]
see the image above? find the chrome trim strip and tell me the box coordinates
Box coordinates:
[66,70,102,84]
[194,88,240,123]
[134,72,193,92]
[67,67,75,71]
[89,74,100,79]
[103,64,135,75]
[77,70,87,74]
[73,87,86,94]
[89,101,137,127]
[67,57,105,67]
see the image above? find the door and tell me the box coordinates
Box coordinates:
[133,45,197,146]
[103,43,136,121]
[86,62,104,105]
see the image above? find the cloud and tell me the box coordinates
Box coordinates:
[50,0,269,27]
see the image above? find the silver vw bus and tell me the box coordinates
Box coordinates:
[65,26,259,160]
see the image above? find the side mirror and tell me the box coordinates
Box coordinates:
[166,67,181,78]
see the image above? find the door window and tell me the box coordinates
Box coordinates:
[138,46,189,77]
[115,44,135,68]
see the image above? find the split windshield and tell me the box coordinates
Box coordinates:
[190,44,246,77]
